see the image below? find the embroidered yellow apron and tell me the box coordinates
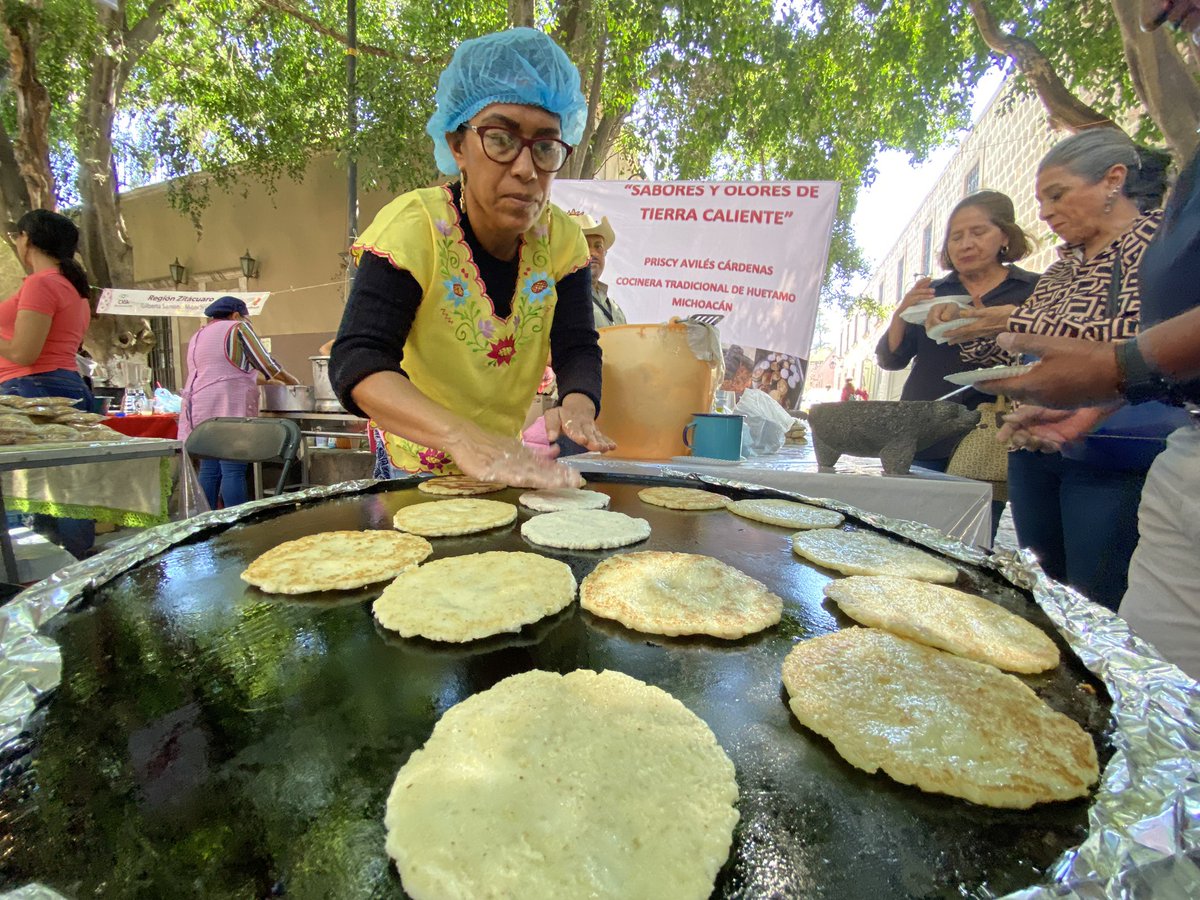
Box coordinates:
[352,185,588,474]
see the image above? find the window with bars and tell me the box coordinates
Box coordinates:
[895,257,905,303]
[921,223,933,274]
[965,162,980,196]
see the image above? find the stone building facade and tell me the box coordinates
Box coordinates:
[835,82,1065,400]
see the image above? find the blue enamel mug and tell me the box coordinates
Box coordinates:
[682,413,744,460]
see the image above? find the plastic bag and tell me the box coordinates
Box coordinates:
[734,388,798,457]
[153,387,182,414]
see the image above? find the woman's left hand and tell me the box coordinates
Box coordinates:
[997,404,1112,453]
[544,393,616,453]
[942,304,1017,345]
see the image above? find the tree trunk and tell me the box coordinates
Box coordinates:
[1110,0,1200,160]
[1,17,56,211]
[0,123,33,230]
[966,0,1119,132]
[508,0,535,28]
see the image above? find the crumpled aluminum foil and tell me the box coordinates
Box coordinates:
[2,474,1198,900]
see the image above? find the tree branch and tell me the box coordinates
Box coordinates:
[258,0,411,60]
[1110,0,1200,160]
[508,0,535,29]
[966,0,1118,132]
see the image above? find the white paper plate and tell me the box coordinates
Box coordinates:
[943,364,1033,386]
[925,318,977,344]
[899,295,972,324]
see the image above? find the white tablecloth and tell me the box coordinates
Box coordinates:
[565,442,993,547]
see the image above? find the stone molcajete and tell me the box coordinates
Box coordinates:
[807,401,981,475]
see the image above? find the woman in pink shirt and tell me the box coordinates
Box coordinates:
[0,209,95,558]
[0,209,93,409]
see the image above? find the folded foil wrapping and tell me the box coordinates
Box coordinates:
[2,474,1198,900]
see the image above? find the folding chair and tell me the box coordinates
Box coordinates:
[184,417,304,500]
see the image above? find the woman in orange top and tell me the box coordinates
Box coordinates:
[0,209,93,410]
[0,208,96,558]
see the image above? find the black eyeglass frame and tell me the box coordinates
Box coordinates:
[461,124,574,173]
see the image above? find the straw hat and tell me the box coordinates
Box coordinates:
[567,211,616,249]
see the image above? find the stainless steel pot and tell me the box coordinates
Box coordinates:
[260,383,315,412]
[309,355,344,412]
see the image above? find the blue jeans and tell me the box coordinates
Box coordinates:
[2,369,97,557]
[1007,449,1147,611]
[198,459,250,509]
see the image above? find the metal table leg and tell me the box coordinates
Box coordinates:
[0,476,19,584]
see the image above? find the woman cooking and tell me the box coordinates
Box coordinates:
[179,296,300,509]
[929,130,1170,610]
[330,28,613,488]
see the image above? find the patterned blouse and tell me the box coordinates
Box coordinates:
[960,211,1162,365]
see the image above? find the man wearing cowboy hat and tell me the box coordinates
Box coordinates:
[568,211,627,327]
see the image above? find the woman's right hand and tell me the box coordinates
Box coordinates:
[925,301,966,329]
[446,423,583,490]
[895,277,935,318]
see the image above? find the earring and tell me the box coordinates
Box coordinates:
[999,244,1009,261]
[1103,187,1119,215]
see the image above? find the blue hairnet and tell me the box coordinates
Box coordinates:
[426,28,587,176]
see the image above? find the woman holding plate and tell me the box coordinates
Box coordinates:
[876,190,1039,475]
[929,130,1170,610]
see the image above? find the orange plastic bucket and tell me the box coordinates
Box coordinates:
[596,323,717,459]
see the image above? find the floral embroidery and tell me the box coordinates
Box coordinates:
[444,275,471,307]
[432,189,556,367]
[418,446,451,473]
[522,271,552,306]
[487,336,517,366]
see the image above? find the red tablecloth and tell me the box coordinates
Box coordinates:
[102,414,179,439]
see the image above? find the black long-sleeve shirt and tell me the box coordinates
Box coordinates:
[875,266,1039,460]
[330,185,602,420]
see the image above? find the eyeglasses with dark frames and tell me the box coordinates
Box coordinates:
[462,124,573,173]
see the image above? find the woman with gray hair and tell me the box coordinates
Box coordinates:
[933,128,1171,610]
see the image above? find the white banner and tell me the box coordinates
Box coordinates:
[96,289,270,318]
[552,180,838,406]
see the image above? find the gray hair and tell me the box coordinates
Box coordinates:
[1038,129,1170,212]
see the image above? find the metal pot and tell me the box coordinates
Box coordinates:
[309,355,344,412]
[260,383,315,412]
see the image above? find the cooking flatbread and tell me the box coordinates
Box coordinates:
[581,551,782,638]
[792,529,958,584]
[417,475,506,496]
[241,530,433,593]
[392,498,517,537]
[824,576,1060,673]
[521,509,650,550]
[728,497,844,530]
[519,488,610,512]
[781,628,1098,809]
[385,669,739,900]
[374,551,576,642]
[637,486,729,511]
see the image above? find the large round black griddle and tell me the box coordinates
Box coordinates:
[0,474,1113,899]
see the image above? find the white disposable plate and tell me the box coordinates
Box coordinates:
[943,364,1034,386]
[926,318,982,344]
[899,295,972,324]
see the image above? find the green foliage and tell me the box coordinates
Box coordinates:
[1,0,1178,292]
